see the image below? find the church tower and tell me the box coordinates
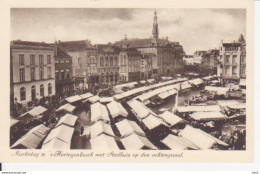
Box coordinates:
[152,10,159,39]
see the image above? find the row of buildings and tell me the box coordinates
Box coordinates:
[10,11,185,103]
[183,34,246,86]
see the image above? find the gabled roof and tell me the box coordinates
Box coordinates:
[97,44,121,54]
[57,40,96,51]
[55,46,72,59]
[90,134,119,150]
[222,42,241,47]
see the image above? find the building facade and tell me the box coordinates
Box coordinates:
[183,55,194,65]
[11,41,55,103]
[140,53,154,79]
[54,45,74,96]
[218,34,246,84]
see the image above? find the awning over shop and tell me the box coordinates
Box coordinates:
[79,93,93,100]
[190,111,227,121]
[121,133,157,150]
[55,114,78,128]
[99,97,114,103]
[158,91,171,100]
[141,114,168,130]
[176,105,221,113]
[90,120,114,138]
[11,124,50,149]
[90,134,119,150]
[91,102,110,122]
[239,79,246,86]
[65,95,82,103]
[159,111,185,127]
[43,124,74,145]
[127,100,156,120]
[42,137,70,149]
[56,103,76,113]
[179,125,228,149]
[116,119,145,137]
[161,134,199,150]
[107,101,128,119]
[19,106,47,118]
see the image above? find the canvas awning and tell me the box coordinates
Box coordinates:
[161,134,199,150]
[159,111,185,127]
[190,111,227,121]
[19,106,47,118]
[180,81,192,90]
[79,93,93,100]
[113,94,125,101]
[56,103,76,113]
[203,76,213,81]
[121,133,157,150]
[188,78,204,85]
[179,125,228,149]
[176,105,221,113]
[11,124,50,149]
[87,95,100,104]
[161,76,173,81]
[91,102,110,122]
[127,100,156,119]
[239,79,246,86]
[10,118,20,127]
[228,103,246,110]
[55,114,78,128]
[139,80,146,84]
[90,134,119,150]
[107,101,128,119]
[141,114,168,130]
[217,100,240,107]
[158,91,172,100]
[114,82,137,90]
[100,97,114,103]
[205,86,229,95]
[90,120,114,138]
[43,124,74,145]
[41,137,70,149]
[146,79,155,83]
[65,95,82,103]
[115,119,145,137]
[168,89,178,95]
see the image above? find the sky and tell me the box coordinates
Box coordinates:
[11,8,246,54]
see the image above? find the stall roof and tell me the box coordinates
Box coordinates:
[113,93,125,101]
[41,137,70,149]
[115,119,145,137]
[11,124,50,149]
[179,125,228,149]
[107,101,128,119]
[176,105,221,113]
[205,86,229,95]
[87,95,100,104]
[202,76,213,80]
[168,89,178,95]
[158,91,172,100]
[160,111,185,127]
[147,79,155,83]
[188,78,204,85]
[91,102,110,122]
[161,76,173,81]
[180,81,192,90]
[139,80,146,84]
[239,79,246,86]
[161,134,199,150]
[10,118,20,127]
[121,133,157,150]
[100,97,114,103]
[56,103,76,113]
[90,134,119,150]
[55,114,78,128]
[141,114,168,130]
[190,111,227,121]
[79,93,93,100]
[127,100,156,119]
[228,103,246,110]
[90,120,114,138]
[217,100,240,107]
[19,106,47,118]
[65,95,82,103]
[43,124,74,145]
[114,82,138,90]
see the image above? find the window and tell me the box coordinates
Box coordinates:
[110,57,113,66]
[39,67,44,79]
[242,56,246,63]
[66,69,69,79]
[100,57,104,66]
[20,87,26,101]
[40,84,44,97]
[61,70,65,79]
[47,67,51,78]
[232,55,237,64]
[48,83,52,95]
[47,55,51,64]
[19,54,24,65]
[232,66,237,75]
[55,70,59,79]
[30,55,35,65]
[19,68,25,82]
[39,55,44,65]
[30,68,35,81]
[225,55,230,63]
[105,57,109,66]
[241,65,246,74]
[114,57,118,66]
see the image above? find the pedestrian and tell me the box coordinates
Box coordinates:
[80,126,84,137]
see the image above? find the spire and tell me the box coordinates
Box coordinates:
[238,34,245,43]
[152,10,159,39]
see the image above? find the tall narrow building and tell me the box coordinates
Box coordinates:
[152,10,159,39]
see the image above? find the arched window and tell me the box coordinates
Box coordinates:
[105,57,109,66]
[114,57,118,66]
[110,57,113,66]
[48,83,52,95]
[40,84,44,96]
[20,87,26,101]
[100,57,104,66]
